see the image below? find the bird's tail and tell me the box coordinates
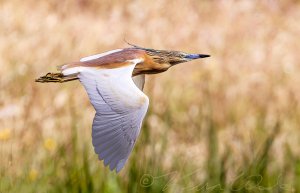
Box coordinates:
[35,72,78,83]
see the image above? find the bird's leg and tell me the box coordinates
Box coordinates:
[35,72,78,83]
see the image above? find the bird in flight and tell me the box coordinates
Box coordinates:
[36,44,210,172]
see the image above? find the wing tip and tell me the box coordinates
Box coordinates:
[96,148,126,173]
[97,154,127,173]
[116,159,126,173]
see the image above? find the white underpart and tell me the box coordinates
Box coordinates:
[80,49,123,62]
[77,58,148,172]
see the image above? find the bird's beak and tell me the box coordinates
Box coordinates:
[184,54,210,60]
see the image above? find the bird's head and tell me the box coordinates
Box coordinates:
[128,43,210,66]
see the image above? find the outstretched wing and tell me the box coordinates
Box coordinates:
[77,59,149,172]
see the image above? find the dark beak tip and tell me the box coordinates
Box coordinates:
[185,54,210,59]
[199,54,210,58]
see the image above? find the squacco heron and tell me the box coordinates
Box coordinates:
[36,44,210,172]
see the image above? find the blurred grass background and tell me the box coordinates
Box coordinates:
[1,0,300,192]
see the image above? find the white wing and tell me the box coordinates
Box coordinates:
[78,59,149,172]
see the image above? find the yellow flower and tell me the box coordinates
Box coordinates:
[0,128,11,141]
[44,138,57,152]
[28,168,38,182]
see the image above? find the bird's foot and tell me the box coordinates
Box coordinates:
[35,72,78,83]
